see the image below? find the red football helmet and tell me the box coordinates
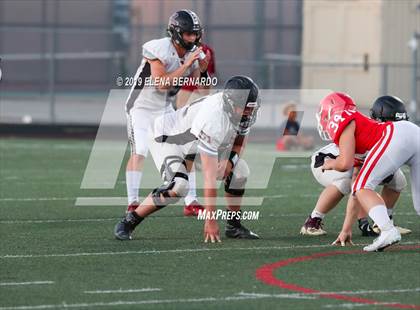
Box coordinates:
[316,92,356,140]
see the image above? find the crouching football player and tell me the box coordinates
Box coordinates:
[301,143,409,236]
[114,75,261,242]
[317,92,420,251]
[300,96,411,237]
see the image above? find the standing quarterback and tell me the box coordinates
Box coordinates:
[115,76,261,242]
[124,10,210,215]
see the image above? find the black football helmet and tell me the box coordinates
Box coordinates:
[222,76,260,130]
[370,95,409,122]
[167,10,202,51]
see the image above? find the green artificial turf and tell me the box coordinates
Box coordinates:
[0,138,419,310]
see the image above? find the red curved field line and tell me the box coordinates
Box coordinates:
[255,245,420,309]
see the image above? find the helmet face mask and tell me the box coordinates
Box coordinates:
[222,76,260,130]
[316,92,356,141]
[239,100,260,129]
[167,10,202,51]
[316,105,332,141]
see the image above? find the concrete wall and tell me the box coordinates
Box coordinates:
[0,0,303,91]
[381,0,420,102]
[302,0,419,107]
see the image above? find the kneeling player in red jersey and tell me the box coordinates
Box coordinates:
[317,92,420,252]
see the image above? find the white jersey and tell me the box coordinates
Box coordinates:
[311,143,353,194]
[311,143,340,169]
[153,93,246,156]
[311,142,407,195]
[125,37,198,113]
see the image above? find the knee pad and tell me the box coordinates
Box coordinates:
[172,174,189,197]
[160,156,187,182]
[153,156,189,208]
[152,175,189,208]
[382,169,407,192]
[225,159,249,196]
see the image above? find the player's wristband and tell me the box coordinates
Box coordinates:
[228,151,239,168]
[200,70,208,78]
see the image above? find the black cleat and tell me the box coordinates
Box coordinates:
[114,220,132,240]
[358,219,379,237]
[114,212,143,240]
[225,224,260,239]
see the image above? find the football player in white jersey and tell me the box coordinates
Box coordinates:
[301,96,411,238]
[125,10,210,216]
[115,76,260,242]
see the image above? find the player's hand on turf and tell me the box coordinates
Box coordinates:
[198,49,211,72]
[185,47,203,68]
[204,219,221,243]
[332,230,354,247]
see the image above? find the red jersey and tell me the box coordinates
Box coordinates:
[333,110,389,157]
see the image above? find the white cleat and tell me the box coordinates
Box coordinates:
[300,216,327,236]
[396,226,412,235]
[300,226,327,236]
[363,227,401,252]
[372,223,412,235]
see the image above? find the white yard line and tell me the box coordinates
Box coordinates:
[84,288,161,294]
[323,302,399,309]
[0,288,416,309]
[0,212,417,225]
[74,197,264,206]
[0,214,304,224]
[0,281,54,286]
[0,244,336,259]
[0,292,312,310]
[312,287,420,295]
[1,241,419,260]
[1,192,413,203]
[240,287,420,298]
[237,292,315,299]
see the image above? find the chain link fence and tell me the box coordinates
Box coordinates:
[0,0,418,126]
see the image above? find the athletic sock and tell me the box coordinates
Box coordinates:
[184,170,197,206]
[311,210,325,219]
[125,211,144,229]
[358,217,369,226]
[131,211,144,222]
[126,171,142,204]
[368,205,393,231]
[387,208,394,219]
